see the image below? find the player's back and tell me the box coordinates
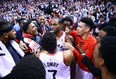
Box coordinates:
[39,51,70,79]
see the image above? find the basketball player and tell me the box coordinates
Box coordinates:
[38,32,74,79]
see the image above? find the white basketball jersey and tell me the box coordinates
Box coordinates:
[57,32,66,52]
[39,52,70,79]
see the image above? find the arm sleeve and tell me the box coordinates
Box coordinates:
[82,56,101,78]
[73,48,82,61]
[69,31,77,37]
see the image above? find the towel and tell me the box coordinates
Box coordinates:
[0,40,25,78]
[23,38,40,53]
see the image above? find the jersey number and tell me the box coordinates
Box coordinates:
[48,70,57,79]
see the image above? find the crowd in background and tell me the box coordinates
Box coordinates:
[0,0,116,36]
[0,0,116,79]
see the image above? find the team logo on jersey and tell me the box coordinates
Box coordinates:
[57,44,65,51]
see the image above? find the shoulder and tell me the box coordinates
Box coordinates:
[63,50,74,59]
[69,30,78,36]
[63,50,74,66]
[86,35,97,47]
[89,35,97,44]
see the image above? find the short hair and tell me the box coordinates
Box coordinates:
[98,14,104,19]
[23,20,32,33]
[9,55,45,79]
[80,17,94,31]
[102,26,116,36]
[38,15,46,19]
[50,18,62,26]
[16,18,26,24]
[100,36,116,74]
[61,16,73,25]
[40,32,57,53]
[108,13,116,27]
[0,20,13,35]
[51,18,60,23]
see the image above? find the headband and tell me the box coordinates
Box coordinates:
[0,24,13,35]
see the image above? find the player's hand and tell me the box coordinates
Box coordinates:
[19,40,29,53]
[65,27,70,35]
[63,42,74,51]
[77,45,85,54]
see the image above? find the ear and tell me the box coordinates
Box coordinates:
[3,33,9,38]
[85,27,90,32]
[26,28,30,34]
[99,58,105,67]
[59,24,63,28]
[26,26,30,33]
[26,30,29,33]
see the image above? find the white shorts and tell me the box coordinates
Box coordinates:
[75,65,94,79]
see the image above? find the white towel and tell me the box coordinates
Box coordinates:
[0,40,25,78]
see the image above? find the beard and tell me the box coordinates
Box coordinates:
[8,35,16,40]
[54,30,60,35]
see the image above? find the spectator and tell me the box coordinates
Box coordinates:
[0,20,25,79]
[37,15,51,36]
[22,20,41,55]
